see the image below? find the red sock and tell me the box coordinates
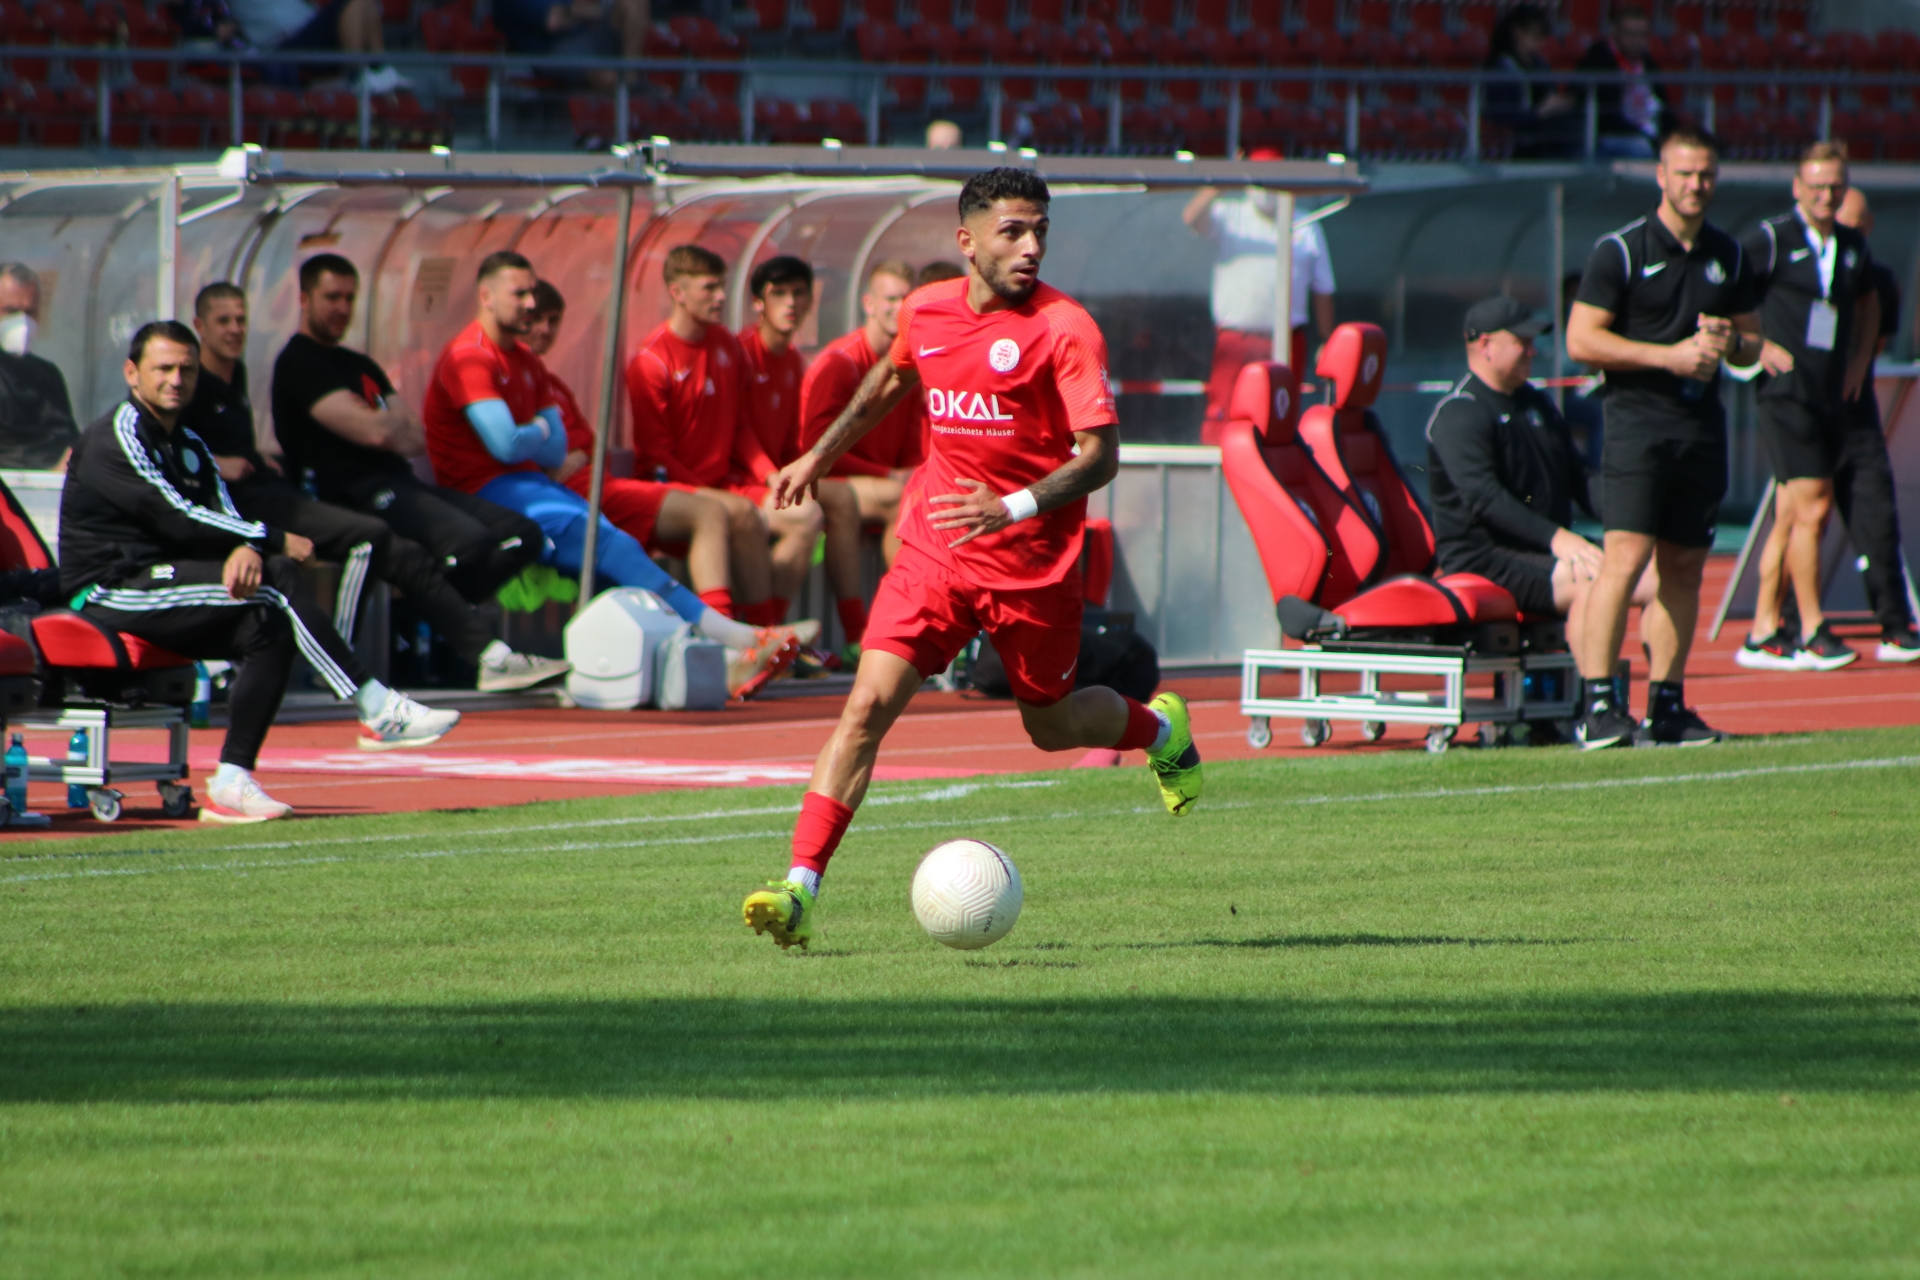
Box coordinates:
[835,596,869,645]
[1112,697,1163,751]
[699,587,736,619]
[790,791,854,877]
[743,598,789,627]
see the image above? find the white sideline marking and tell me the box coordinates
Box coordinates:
[0,812,1036,885]
[2,781,1061,869]
[1281,754,1920,808]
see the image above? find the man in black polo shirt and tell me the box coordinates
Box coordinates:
[188,282,566,692]
[1428,295,1655,644]
[1780,188,1920,663]
[1566,125,1763,749]
[1736,143,1882,672]
[271,254,541,605]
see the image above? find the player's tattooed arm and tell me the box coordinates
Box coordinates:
[770,359,921,509]
[930,425,1119,547]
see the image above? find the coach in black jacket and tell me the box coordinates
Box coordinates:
[1428,296,1653,641]
[61,321,460,823]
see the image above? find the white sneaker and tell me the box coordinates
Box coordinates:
[199,773,293,824]
[476,648,571,692]
[358,689,462,751]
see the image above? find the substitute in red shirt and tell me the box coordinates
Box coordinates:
[423,317,557,496]
[799,263,928,480]
[622,245,807,629]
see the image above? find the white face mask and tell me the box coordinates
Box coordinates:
[0,312,34,357]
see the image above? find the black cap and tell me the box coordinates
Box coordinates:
[1464,295,1551,341]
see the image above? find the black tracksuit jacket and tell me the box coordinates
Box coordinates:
[58,396,288,599]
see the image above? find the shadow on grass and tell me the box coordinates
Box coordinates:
[2,994,1915,1103]
[1140,934,1591,951]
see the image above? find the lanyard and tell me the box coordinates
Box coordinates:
[1797,211,1837,300]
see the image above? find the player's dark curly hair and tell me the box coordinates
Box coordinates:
[958,168,1051,222]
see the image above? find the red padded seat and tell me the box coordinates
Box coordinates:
[1220,359,1384,608]
[0,630,33,676]
[1221,351,1521,646]
[30,612,191,671]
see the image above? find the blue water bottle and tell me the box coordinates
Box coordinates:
[190,661,211,729]
[4,733,27,815]
[66,728,89,808]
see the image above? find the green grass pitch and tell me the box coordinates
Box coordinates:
[4,726,1919,1278]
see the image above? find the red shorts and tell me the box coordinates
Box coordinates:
[567,472,691,552]
[726,479,772,507]
[865,541,1084,706]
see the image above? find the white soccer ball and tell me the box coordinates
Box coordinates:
[910,839,1023,950]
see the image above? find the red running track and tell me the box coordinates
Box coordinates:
[7,557,1919,838]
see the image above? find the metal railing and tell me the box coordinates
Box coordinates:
[0,44,1902,158]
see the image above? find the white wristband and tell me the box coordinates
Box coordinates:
[1001,488,1039,523]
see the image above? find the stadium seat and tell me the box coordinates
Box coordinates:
[1293,325,1518,627]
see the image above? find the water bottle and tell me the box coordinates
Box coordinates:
[4,733,27,815]
[190,662,211,728]
[66,728,89,808]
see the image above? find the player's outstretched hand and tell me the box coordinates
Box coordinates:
[929,478,1014,547]
[769,453,826,510]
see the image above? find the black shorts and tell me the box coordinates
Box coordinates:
[1758,397,1844,482]
[1600,433,1726,548]
[1467,546,1559,618]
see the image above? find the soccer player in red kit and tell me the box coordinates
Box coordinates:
[742,168,1202,950]
[800,259,927,648]
[523,280,738,606]
[735,255,865,643]
[627,245,813,631]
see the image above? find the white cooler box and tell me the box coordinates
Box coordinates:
[563,589,728,711]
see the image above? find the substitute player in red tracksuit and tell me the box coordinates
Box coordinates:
[799,258,928,650]
[626,244,808,630]
[742,168,1202,950]
[735,255,866,646]
[522,280,739,609]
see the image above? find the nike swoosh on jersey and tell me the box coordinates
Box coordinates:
[1641,261,1668,277]
[917,345,946,357]
[673,368,692,381]
[1789,248,1812,261]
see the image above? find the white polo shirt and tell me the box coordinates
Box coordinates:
[1206,194,1336,334]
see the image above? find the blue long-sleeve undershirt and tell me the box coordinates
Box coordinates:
[466,400,568,469]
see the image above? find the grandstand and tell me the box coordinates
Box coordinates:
[0,0,1906,158]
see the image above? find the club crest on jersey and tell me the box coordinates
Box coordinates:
[988,338,1021,373]
[1704,259,1726,284]
[181,448,201,474]
[927,388,1015,422]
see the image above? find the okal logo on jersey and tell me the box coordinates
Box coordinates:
[1704,259,1727,284]
[1272,386,1291,420]
[1361,353,1380,385]
[927,388,1015,421]
[988,338,1021,373]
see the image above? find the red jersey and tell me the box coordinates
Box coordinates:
[625,322,777,490]
[551,366,593,456]
[800,326,928,478]
[737,325,807,469]
[890,278,1116,589]
[423,319,556,496]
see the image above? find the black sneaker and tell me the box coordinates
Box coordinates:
[1794,623,1859,672]
[1634,705,1725,747]
[1576,704,1637,751]
[1875,628,1920,664]
[1734,629,1800,671]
